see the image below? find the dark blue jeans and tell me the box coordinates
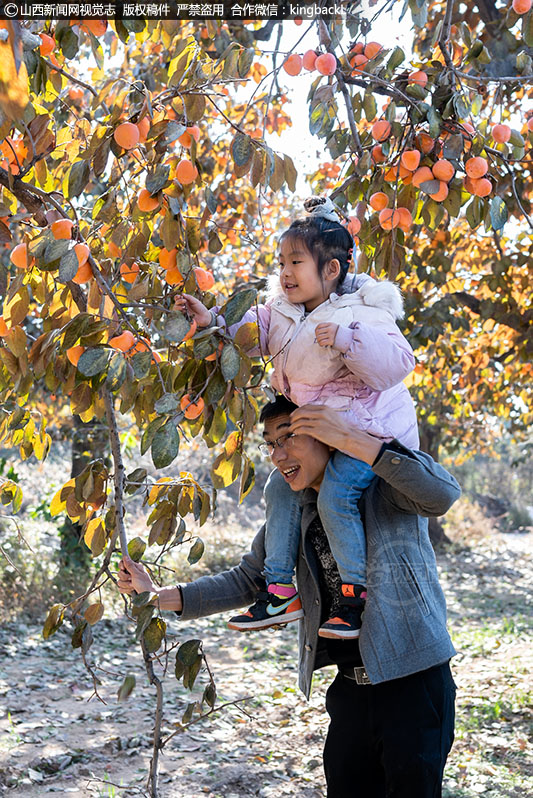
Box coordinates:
[323,661,456,797]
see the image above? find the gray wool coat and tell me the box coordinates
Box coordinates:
[179,442,460,697]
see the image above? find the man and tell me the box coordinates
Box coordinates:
[118,398,460,797]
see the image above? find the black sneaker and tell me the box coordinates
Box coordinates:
[227,590,304,631]
[318,584,367,640]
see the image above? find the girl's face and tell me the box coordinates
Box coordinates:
[279,238,336,311]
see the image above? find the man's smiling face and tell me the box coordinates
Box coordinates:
[263,413,331,493]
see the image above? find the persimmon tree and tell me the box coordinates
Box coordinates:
[0,2,531,793]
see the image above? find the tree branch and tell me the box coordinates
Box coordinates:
[102,388,128,557]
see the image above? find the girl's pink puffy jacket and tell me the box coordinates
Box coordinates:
[227,274,419,448]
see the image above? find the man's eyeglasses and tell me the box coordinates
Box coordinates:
[258,433,297,458]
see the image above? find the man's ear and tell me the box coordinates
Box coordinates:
[325,258,341,281]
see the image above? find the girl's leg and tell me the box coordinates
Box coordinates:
[227,468,304,631]
[317,451,376,639]
[317,451,375,585]
[263,467,303,585]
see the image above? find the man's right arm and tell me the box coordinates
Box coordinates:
[179,524,266,621]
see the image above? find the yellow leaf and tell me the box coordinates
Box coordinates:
[84,517,107,557]
[84,602,104,625]
[0,23,29,121]
[50,479,75,517]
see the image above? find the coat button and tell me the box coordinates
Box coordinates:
[315,599,320,605]
[391,456,401,464]
[305,644,312,652]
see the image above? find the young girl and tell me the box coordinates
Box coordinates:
[176,196,419,639]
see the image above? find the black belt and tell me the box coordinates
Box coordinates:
[338,664,372,685]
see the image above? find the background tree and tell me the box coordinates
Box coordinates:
[0,2,531,793]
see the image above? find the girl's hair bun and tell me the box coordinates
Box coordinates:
[303,196,341,223]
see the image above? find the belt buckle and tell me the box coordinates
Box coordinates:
[354,666,371,685]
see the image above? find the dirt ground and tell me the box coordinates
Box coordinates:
[0,522,532,798]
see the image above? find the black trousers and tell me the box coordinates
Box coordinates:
[323,662,456,797]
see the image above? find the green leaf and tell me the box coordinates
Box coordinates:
[211,450,242,489]
[223,288,257,327]
[237,47,254,78]
[145,164,170,194]
[143,617,166,653]
[131,350,152,379]
[284,155,297,192]
[141,416,166,456]
[220,344,240,381]
[154,393,179,414]
[58,248,79,283]
[309,103,328,136]
[151,421,180,468]
[205,187,217,214]
[67,159,90,200]
[363,91,377,122]
[442,134,464,160]
[135,604,155,641]
[105,353,127,392]
[177,638,202,666]
[163,311,192,343]
[509,129,525,148]
[239,456,255,503]
[490,196,508,231]
[58,26,79,59]
[387,46,405,71]
[187,537,204,565]
[43,238,70,265]
[132,591,153,607]
[231,133,254,167]
[427,107,441,139]
[77,347,110,377]
[127,537,147,562]
[203,682,217,708]
[117,674,136,702]
[523,11,533,47]
[161,121,186,144]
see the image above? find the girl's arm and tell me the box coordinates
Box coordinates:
[331,321,415,391]
[174,294,271,356]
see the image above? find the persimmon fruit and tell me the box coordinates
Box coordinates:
[164,267,184,286]
[364,42,383,59]
[10,243,32,269]
[51,219,74,239]
[176,159,198,184]
[369,192,389,211]
[159,248,177,270]
[178,125,200,148]
[371,144,386,163]
[397,207,413,232]
[0,316,9,336]
[283,54,303,76]
[72,261,93,284]
[429,181,449,202]
[350,54,369,73]
[372,120,392,141]
[136,117,151,143]
[513,0,532,13]
[113,122,140,150]
[180,394,205,420]
[109,330,135,351]
[315,53,337,76]
[432,159,455,182]
[347,217,361,236]
[194,267,215,291]
[401,149,421,171]
[138,189,160,212]
[471,177,492,197]
[465,156,488,178]
[378,208,401,230]
[302,50,317,70]
[412,166,434,187]
[492,124,511,143]
[408,70,428,88]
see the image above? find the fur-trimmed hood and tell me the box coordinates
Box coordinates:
[267,272,404,320]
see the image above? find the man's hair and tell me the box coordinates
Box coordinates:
[259,395,298,424]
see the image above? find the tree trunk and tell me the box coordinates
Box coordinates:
[59,416,109,570]
[419,423,451,548]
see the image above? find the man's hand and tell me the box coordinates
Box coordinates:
[117,557,156,595]
[289,405,384,466]
[315,322,339,348]
[117,558,183,612]
[173,294,212,328]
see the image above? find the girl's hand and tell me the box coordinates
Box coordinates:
[173,294,212,327]
[315,322,339,348]
[117,557,156,595]
[289,405,383,466]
